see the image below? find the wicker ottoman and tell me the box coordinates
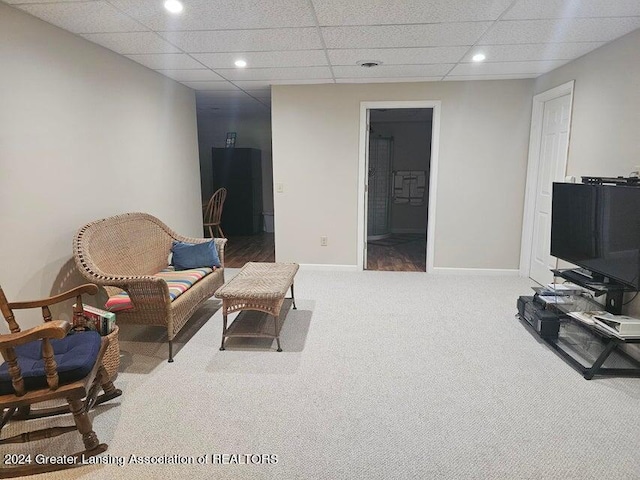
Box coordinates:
[214,262,299,352]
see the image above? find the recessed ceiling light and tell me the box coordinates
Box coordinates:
[472,53,486,62]
[234,59,247,68]
[164,0,183,13]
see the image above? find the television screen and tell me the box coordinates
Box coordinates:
[551,183,640,290]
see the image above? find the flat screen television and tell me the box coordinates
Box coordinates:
[551,182,640,290]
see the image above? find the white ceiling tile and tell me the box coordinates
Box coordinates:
[15,1,146,34]
[314,0,513,25]
[214,66,333,81]
[159,28,323,53]
[110,0,315,30]
[450,60,569,76]
[442,74,536,81]
[336,77,442,83]
[481,18,640,44]
[125,53,204,70]
[268,79,334,85]
[156,69,222,82]
[322,23,492,49]
[80,32,181,54]
[180,81,240,91]
[465,42,605,62]
[192,50,328,69]
[12,0,638,86]
[334,64,453,78]
[4,0,89,3]
[328,46,469,66]
[504,0,640,20]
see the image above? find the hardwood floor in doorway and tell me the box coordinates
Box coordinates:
[224,232,275,268]
[367,234,426,272]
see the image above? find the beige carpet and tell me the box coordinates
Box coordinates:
[3,269,640,479]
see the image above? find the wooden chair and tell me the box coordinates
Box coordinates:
[0,284,121,477]
[203,187,227,238]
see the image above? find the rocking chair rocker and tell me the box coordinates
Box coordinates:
[0,284,122,478]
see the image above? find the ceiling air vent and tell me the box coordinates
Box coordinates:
[357,60,382,68]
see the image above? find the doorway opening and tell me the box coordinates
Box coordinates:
[363,107,434,272]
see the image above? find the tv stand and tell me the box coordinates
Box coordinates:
[516,269,640,379]
[551,268,627,314]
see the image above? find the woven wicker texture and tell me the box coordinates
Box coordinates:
[102,325,120,380]
[73,212,226,343]
[215,262,298,317]
[215,262,298,300]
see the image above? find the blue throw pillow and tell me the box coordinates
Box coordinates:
[171,241,221,270]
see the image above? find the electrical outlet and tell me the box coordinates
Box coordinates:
[276,183,284,193]
[320,236,328,246]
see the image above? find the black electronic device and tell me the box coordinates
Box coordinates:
[517,295,533,319]
[521,300,561,338]
[581,176,640,186]
[551,182,640,291]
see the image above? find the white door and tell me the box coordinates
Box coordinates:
[363,108,371,269]
[529,93,572,285]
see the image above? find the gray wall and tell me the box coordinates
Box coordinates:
[0,4,202,328]
[271,80,534,268]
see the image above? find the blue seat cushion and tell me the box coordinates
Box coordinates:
[0,331,102,395]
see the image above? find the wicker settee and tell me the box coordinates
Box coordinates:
[73,212,226,362]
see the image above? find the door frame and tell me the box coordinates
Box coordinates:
[357,100,441,272]
[519,81,575,277]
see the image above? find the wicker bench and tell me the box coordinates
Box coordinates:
[215,262,299,351]
[73,212,226,362]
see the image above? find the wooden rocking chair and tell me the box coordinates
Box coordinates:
[0,284,122,478]
[203,187,227,239]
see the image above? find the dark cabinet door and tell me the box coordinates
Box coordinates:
[211,148,263,235]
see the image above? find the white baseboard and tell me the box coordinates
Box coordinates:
[431,267,520,276]
[298,264,359,272]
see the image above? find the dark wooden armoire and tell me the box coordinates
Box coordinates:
[209,147,263,235]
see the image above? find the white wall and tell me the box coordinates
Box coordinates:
[196,112,274,213]
[533,28,640,317]
[272,81,533,268]
[0,4,202,326]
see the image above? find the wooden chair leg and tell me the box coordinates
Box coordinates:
[92,365,123,408]
[68,398,99,450]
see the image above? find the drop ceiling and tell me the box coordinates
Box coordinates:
[4,0,640,116]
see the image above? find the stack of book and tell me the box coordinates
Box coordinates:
[73,304,116,336]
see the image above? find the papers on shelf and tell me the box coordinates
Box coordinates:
[536,295,574,305]
[545,282,584,295]
[567,311,640,339]
[566,310,608,326]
